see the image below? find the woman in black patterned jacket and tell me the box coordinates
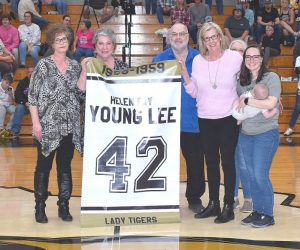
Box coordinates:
[28,24,86,224]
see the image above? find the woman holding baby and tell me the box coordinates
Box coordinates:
[236,44,281,228]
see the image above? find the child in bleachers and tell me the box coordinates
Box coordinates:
[74,19,94,62]
[0,73,15,137]
[261,25,281,64]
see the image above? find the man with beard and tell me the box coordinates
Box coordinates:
[152,23,205,214]
[224,4,250,43]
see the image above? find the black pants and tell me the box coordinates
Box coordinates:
[35,134,75,176]
[198,116,239,205]
[181,131,205,204]
[263,47,280,65]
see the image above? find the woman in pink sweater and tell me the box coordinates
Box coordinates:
[181,22,242,224]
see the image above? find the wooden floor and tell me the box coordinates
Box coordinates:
[0,137,300,249]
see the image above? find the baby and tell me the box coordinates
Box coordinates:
[232,83,278,124]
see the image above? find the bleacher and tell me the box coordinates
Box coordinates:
[2,3,297,136]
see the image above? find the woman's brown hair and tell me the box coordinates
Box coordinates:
[239,44,269,86]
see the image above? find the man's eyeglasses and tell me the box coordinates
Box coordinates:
[24,15,31,18]
[171,32,188,38]
[203,34,219,42]
[245,55,261,61]
[55,36,68,44]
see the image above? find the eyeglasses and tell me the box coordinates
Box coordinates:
[24,15,31,18]
[64,19,71,22]
[203,34,219,42]
[171,32,188,38]
[55,36,68,44]
[245,55,261,61]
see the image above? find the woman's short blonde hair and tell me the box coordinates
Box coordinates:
[198,22,228,55]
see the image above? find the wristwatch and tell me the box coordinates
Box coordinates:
[244,98,249,105]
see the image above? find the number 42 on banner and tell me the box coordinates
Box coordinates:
[96,136,167,193]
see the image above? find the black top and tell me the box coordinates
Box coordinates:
[15,76,30,105]
[262,34,281,53]
[224,16,250,38]
[257,7,279,23]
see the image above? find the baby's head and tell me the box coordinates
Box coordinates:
[253,83,269,100]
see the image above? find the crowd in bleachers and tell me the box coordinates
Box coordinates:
[1,0,300,139]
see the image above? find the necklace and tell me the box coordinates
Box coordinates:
[207,56,221,89]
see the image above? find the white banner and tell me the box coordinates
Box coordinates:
[81,59,181,227]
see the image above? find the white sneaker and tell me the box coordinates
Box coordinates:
[281,76,292,82]
[284,128,293,136]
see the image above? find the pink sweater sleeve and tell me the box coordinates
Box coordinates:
[9,27,20,51]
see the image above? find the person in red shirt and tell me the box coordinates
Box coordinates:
[0,14,19,72]
[74,19,94,62]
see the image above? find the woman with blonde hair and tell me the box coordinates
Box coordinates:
[181,22,242,223]
[229,39,247,55]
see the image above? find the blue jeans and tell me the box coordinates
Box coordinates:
[297,21,300,32]
[188,24,198,44]
[19,42,40,66]
[156,5,170,24]
[74,47,94,62]
[0,104,15,129]
[234,139,251,199]
[205,0,223,14]
[239,129,279,216]
[32,15,49,29]
[145,0,156,14]
[11,0,20,16]
[256,24,282,43]
[52,0,68,14]
[11,104,29,135]
[156,5,164,24]
[289,89,300,128]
